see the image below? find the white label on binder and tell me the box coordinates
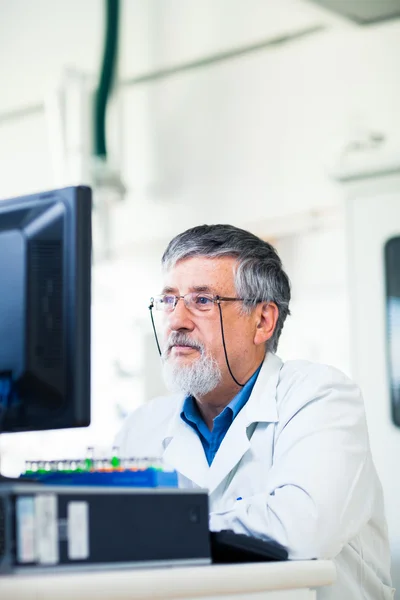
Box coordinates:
[67,501,89,560]
[35,494,59,564]
[16,496,36,563]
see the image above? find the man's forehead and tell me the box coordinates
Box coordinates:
[163,255,237,289]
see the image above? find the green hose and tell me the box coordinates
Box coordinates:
[94,0,120,159]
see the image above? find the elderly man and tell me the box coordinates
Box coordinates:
[116,224,393,599]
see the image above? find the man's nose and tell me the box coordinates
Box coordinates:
[167,298,195,331]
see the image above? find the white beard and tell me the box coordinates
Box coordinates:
[162,333,222,398]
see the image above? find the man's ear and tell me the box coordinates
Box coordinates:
[254,302,279,347]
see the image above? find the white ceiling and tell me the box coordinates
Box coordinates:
[119,0,354,79]
[0,0,389,115]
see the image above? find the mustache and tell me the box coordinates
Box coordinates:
[164,332,204,354]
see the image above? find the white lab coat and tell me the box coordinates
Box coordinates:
[115,353,394,599]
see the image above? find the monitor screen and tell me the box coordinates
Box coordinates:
[0,186,92,433]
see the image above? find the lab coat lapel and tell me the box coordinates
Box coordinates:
[162,407,209,489]
[207,353,283,494]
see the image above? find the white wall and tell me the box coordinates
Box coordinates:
[0,0,400,582]
[346,176,400,592]
[2,1,400,238]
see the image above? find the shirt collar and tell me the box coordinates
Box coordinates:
[164,353,283,454]
[180,362,262,427]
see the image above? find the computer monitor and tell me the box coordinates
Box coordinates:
[0,186,92,434]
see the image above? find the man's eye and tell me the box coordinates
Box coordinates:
[163,295,175,305]
[195,295,213,305]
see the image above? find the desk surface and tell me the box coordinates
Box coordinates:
[0,561,336,599]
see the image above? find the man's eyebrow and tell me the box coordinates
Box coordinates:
[161,286,177,294]
[191,285,215,293]
[161,285,216,294]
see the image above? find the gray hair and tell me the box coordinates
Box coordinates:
[162,224,291,353]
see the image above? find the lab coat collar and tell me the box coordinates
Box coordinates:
[161,352,283,492]
[162,411,210,488]
[207,352,282,493]
[240,352,281,425]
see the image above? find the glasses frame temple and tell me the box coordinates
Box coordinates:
[149,298,162,356]
[215,295,245,388]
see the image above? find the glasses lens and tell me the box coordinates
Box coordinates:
[154,294,176,311]
[187,293,215,312]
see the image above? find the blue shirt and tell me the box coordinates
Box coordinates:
[180,365,262,466]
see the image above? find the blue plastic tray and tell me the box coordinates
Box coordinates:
[20,468,179,488]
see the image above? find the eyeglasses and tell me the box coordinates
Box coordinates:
[148,292,263,387]
[150,293,256,314]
